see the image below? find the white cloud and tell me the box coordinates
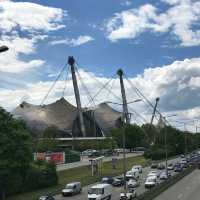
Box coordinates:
[0,1,66,73]
[50,35,94,47]
[0,1,66,33]
[105,0,200,47]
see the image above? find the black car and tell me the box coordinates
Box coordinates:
[112,177,125,187]
[38,195,55,200]
[101,177,114,184]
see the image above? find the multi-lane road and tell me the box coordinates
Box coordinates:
[154,169,200,200]
[54,157,180,200]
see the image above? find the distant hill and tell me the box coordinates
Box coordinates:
[13,97,122,137]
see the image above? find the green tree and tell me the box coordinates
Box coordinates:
[0,108,32,200]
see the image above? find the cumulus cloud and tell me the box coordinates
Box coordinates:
[50,35,94,47]
[0,1,66,73]
[0,1,66,33]
[105,0,200,47]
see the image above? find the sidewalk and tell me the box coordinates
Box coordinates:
[56,152,143,171]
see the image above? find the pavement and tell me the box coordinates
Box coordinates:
[154,169,200,200]
[56,152,143,171]
[54,157,180,200]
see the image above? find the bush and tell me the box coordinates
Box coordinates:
[65,150,80,163]
[7,161,58,196]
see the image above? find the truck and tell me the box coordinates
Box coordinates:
[88,183,112,200]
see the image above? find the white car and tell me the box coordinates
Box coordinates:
[159,171,170,180]
[127,179,140,188]
[180,159,187,164]
[82,149,96,156]
[147,171,160,178]
[126,169,139,180]
[62,182,82,196]
[120,188,137,200]
[145,176,157,188]
[132,165,142,173]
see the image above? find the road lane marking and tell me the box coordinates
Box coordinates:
[177,193,183,199]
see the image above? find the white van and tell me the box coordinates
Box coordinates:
[126,169,139,180]
[88,183,112,200]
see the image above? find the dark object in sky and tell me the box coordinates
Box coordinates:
[0,45,9,53]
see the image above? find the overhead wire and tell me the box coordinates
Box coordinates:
[40,63,67,105]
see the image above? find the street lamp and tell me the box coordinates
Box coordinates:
[0,46,9,53]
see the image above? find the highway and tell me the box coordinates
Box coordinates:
[54,157,180,200]
[154,169,200,200]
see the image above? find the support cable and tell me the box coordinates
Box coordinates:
[40,63,67,105]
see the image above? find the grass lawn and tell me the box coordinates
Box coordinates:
[7,155,147,200]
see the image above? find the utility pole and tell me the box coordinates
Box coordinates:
[68,56,86,137]
[117,69,129,192]
[163,117,168,176]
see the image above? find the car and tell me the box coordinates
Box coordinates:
[167,163,174,170]
[101,177,114,184]
[38,195,55,200]
[151,163,158,169]
[62,182,82,196]
[157,163,165,170]
[148,170,160,178]
[82,149,96,156]
[112,177,125,187]
[159,171,171,180]
[132,165,142,173]
[120,188,137,200]
[88,184,112,200]
[127,179,140,188]
[126,169,139,180]
[180,154,185,158]
[145,176,157,188]
[180,158,187,164]
[174,165,183,172]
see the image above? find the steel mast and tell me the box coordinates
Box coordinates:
[68,56,86,137]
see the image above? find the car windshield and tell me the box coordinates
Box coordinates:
[88,188,103,195]
[65,185,74,189]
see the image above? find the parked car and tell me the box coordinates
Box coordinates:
[167,163,174,170]
[88,184,112,200]
[145,176,157,188]
[39,195,55,200]
[62,182,82,196]
[101,177,114,184]
[157,163,165,170]
[120,188,137,200]
[151,163,158,169]
[126,169,139,180]
[112,177,125,187]
[132,165,142,173]
[127,179,140,188]
[82,149,96,156]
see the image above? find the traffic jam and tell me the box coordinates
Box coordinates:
[38,151,200,200]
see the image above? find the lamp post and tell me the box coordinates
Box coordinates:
[0,46,9,53]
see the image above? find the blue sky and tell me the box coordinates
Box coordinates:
[0,0,200,131]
